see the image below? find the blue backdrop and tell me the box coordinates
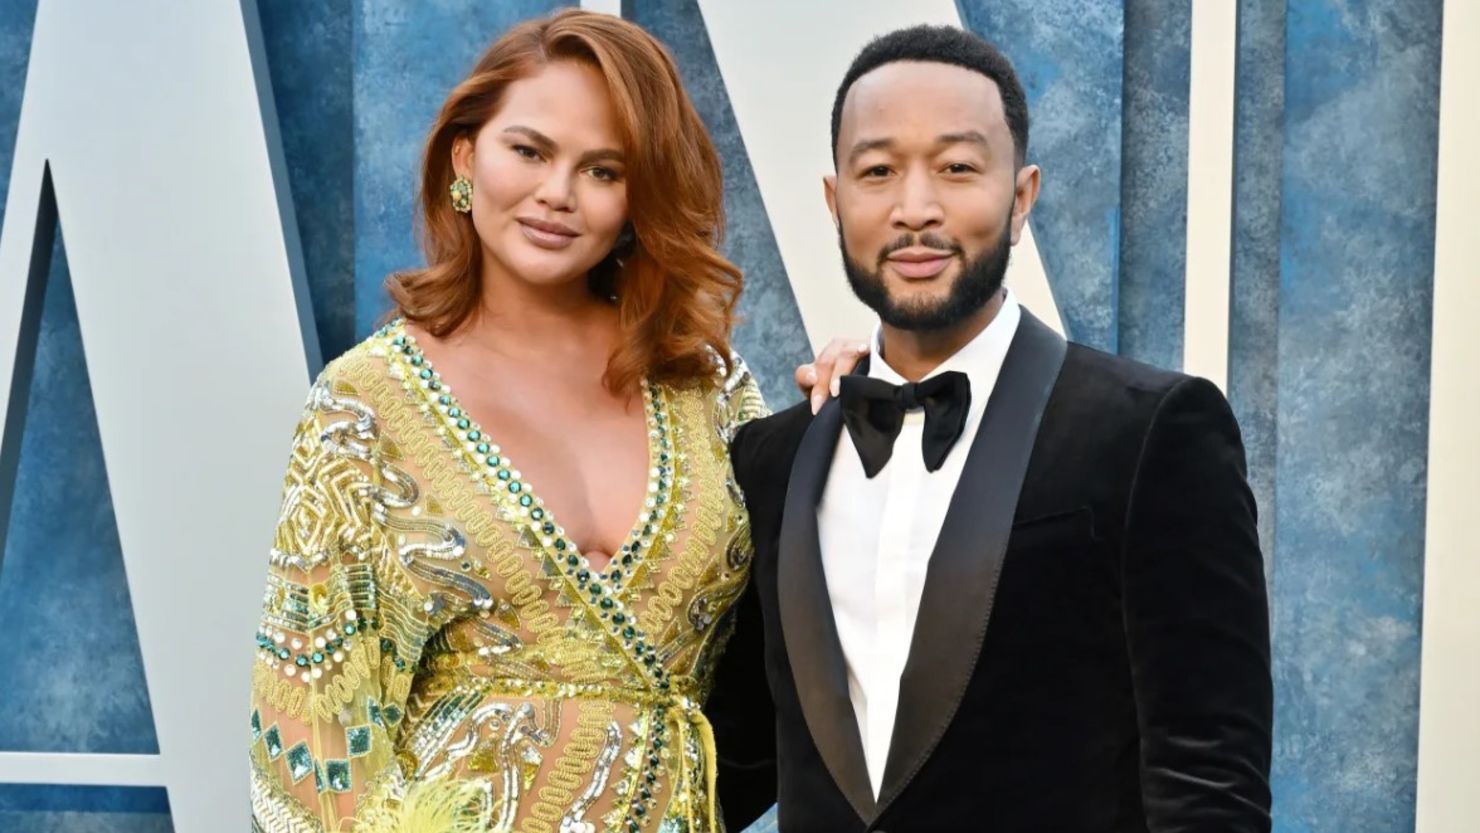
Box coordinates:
[0,1,1444,830]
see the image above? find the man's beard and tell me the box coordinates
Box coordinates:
[840,221,1012,332]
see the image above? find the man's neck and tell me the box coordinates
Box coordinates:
[877,290,1006,382]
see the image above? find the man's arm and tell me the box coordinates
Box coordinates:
[1122,377,1273,831]
[709,419,780,830]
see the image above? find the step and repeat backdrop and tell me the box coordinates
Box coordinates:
[0,1,1474,831]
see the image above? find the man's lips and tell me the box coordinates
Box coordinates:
[885,248,956,279]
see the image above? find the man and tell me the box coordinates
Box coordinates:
[712,24,1273,832]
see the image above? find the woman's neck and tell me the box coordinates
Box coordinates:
[453,261,620,372]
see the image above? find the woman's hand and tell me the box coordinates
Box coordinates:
[795,338,871,414]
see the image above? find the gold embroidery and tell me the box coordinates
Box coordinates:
[521,700,617,833]
[251,757,327,833]
[643,390,728,649]
[342,355,564,648]
[253,634,383,723]
[249,326,766,833]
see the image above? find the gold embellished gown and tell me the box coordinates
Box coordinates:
[249,321,766,833]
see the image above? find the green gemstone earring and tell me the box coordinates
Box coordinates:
[449,175,473,214]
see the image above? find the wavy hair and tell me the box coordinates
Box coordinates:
[386,9,740,392]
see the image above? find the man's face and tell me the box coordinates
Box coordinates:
[825,61,1038,331]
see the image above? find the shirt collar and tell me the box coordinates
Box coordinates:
[869,288,1022,397]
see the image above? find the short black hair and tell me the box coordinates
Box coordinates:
[830,25,1030,167]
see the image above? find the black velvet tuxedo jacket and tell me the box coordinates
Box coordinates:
[709,310,1273,832]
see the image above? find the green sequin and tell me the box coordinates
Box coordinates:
[345,725,371,757]
[285,741,314,784]
[325,759,353,793]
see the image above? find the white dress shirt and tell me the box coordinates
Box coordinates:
[817,290,1021,798]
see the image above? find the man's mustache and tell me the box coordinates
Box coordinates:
[877,233,963,265]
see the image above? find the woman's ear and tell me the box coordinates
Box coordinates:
[450,134,474,179]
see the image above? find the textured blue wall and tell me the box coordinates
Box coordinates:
[1120,0,1189,372]
[958,0,1125,352]
[352,0,572,341]
[624,0,813,408]
[0,2,1451,831]
[0,0,32,238]
[1271,1,1440,830]
[1231,0,1286,565]
[0,785,170,833]
[260,0,356,363]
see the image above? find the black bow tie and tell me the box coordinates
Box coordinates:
[838,371,971,478]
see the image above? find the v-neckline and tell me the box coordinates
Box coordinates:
[383,320,678,601]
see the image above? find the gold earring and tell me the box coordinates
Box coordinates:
[449,175,473,214]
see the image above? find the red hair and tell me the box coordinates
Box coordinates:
[386,9,740,392]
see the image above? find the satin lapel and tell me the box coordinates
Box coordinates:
[777,396,877,822]
[873,311,1068,815]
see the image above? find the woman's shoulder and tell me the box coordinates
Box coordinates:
[706,349,769,443]
[309,319,409,408]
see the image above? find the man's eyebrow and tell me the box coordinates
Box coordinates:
[846,131,991,165]
[847,137,895,166]
[936,130,990,148]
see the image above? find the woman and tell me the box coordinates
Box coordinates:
[248,10,854,833]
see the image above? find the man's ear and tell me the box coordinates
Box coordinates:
[823,174,840,231]
[1009,163,1041,245]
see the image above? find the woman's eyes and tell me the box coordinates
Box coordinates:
[508,145,622,182]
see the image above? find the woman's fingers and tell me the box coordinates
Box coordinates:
[796,338,870,414]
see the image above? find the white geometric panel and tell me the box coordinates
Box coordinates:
[1183,0,1237,390]
[0,2,315,831]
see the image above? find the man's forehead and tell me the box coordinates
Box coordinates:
[841,60,1006,137]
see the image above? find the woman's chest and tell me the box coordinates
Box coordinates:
[454,389,653,564]
[357,364,751,674]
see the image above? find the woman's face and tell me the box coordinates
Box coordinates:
[452,60,629,293]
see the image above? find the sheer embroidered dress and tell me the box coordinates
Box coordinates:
[248,321,766,833]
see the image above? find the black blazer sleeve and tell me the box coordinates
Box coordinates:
[709,420,779,830]
[1122,377,1273,831]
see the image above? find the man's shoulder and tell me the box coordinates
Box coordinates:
[1046,341,1234,441]
[730,399,814,489]
[1062,341,1188,395]
[733,398,814,457]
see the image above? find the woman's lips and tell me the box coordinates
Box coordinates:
[517,219,579,250]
